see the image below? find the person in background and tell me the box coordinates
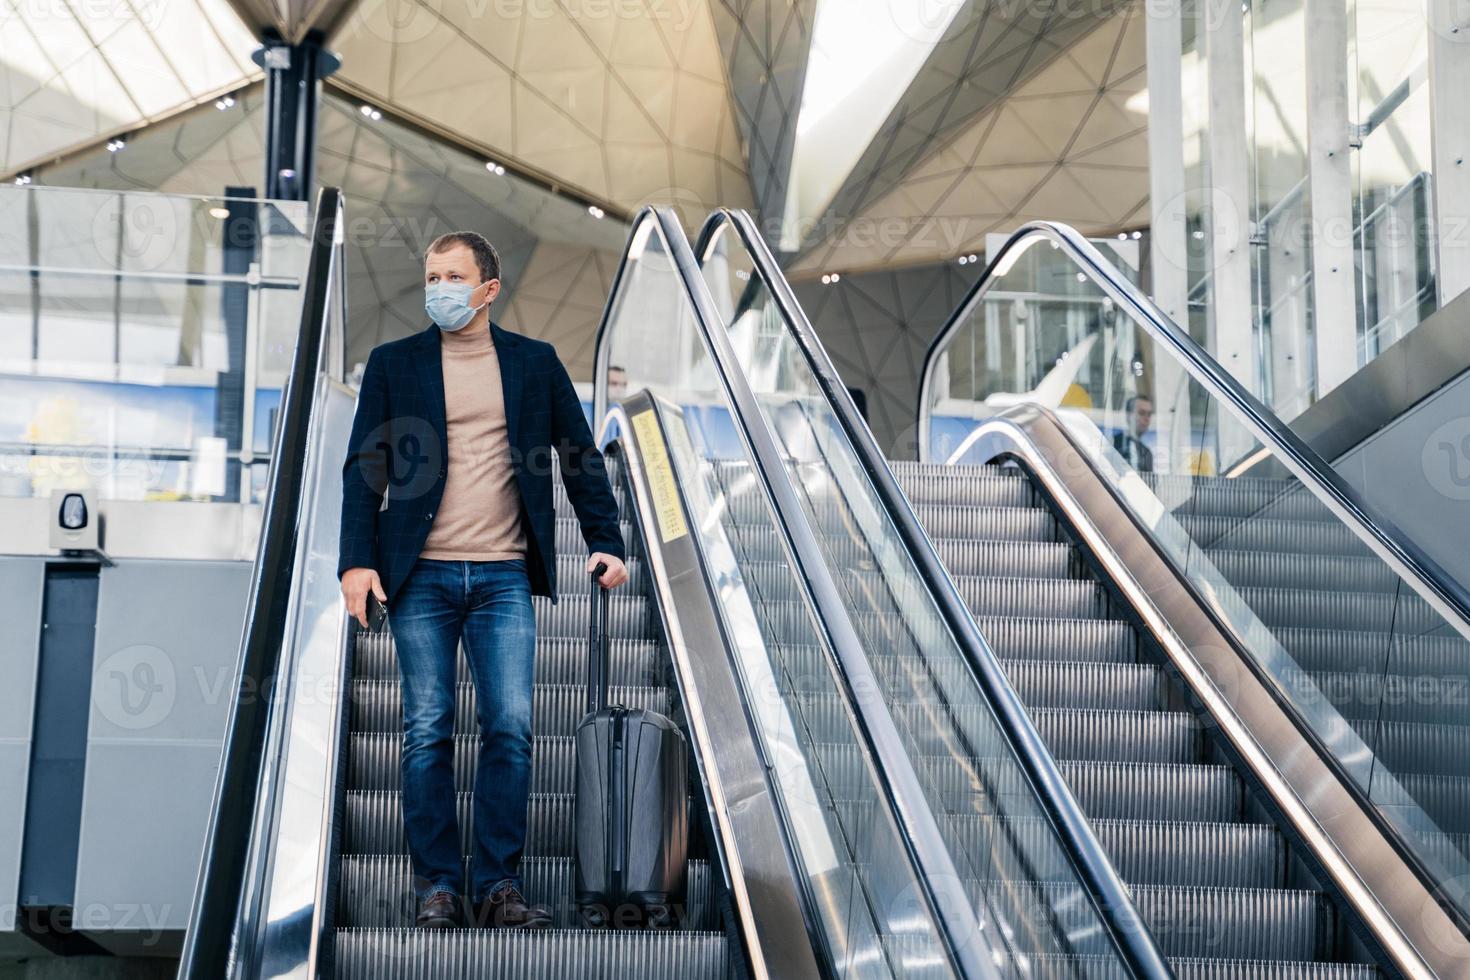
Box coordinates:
[1113,393,1155,473]
[606,364,628,402]
[337,231,629,930]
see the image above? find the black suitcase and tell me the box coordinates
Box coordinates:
[573,566,688,928]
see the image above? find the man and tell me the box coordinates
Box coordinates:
[338,231,628,930]
[1112,393,1155,473]
[605,364,628,402]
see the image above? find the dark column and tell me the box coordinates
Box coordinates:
[254,31,340,202]
[18,564,107,955]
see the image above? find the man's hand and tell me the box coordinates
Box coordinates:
[342,567,387,628]
[587,553,628,589]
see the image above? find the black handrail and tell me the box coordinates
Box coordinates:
[916,221,1470,651]
[597,207,1000,979]
[692,209,1173,980]
[177,186,344,980]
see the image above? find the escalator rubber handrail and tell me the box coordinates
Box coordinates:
[693,208,1174,980]
[177,186,344,980]
[916,219,1470,647]
[602,206,997,980]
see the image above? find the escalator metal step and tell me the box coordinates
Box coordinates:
[553,518,635,555]
[908,504,1056,542]
[349,681,668,738]
[348,734,578,794]
[334,928,731,980]
[930,539,1076,579]
[972,616,1138,663]
[1001,660,1165,712]
[892,470,1035,507]
[1169,959,1378,979]
[945,816,1285,888]
[337,855,716,930]
[1290,669,1470,727]
[1271,626,1470,677]
[1206,551,1396,593]
[1140,476,1337,524]
[344,791,577,857]
[1179,515,1368,557]
[1239,586,1438,634]
[914,753,1246,824]
[353,637,662,688]
[1028,708,1202,765]
[951,576,1110,620]
[1129,885,1335,961]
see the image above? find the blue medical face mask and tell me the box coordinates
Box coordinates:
[425,281,488,331]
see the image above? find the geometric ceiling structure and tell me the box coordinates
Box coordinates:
[0,0,257,174]
[327,0,755,229]
[10,0,1156,285]
[311,92,629,376]
[786,0,1132,258]
[791,3,1149,275]
[707,0,818,236]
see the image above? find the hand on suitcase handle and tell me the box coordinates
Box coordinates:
[586,553,627,589]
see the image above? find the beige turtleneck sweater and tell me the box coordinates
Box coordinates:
[419,321,526,560]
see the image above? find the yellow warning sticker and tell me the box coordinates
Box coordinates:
[631,410,689,543]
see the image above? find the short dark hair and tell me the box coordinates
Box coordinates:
[1125,394,1153,411]
[425,231,501,283]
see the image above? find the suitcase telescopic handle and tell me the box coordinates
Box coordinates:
[587,562,610,715]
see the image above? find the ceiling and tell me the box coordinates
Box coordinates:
[7,0,1151,272]
[0,0,258,173]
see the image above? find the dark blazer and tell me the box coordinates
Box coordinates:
[337,320,625,604]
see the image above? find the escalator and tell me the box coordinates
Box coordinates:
[890,458,1369,972]
[668,209,1470,978]
[174,192,768,980]
[179,193,1187,980]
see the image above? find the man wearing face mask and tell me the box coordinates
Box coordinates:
[338,231,629,931]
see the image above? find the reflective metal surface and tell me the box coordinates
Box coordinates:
[599,395,821,980]
[246,378,356,978]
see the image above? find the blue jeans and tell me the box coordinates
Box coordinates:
[390,557,537,902]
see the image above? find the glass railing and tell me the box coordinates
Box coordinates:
[179,187,347,980]
[599,207,982,977]
[693,210,1167,977]
[0,184,311,502]
[919,219,1470,936]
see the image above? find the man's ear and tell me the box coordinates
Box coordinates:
[472,278,500,307]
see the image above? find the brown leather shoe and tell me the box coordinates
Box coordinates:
[472,884,551,929]
[416,889,462,928]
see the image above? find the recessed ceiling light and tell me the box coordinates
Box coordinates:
[588,205,604,219]
[209,206,230,219]
[106,137,127,152]
[15,174,32,185]
[215,95,235,110]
